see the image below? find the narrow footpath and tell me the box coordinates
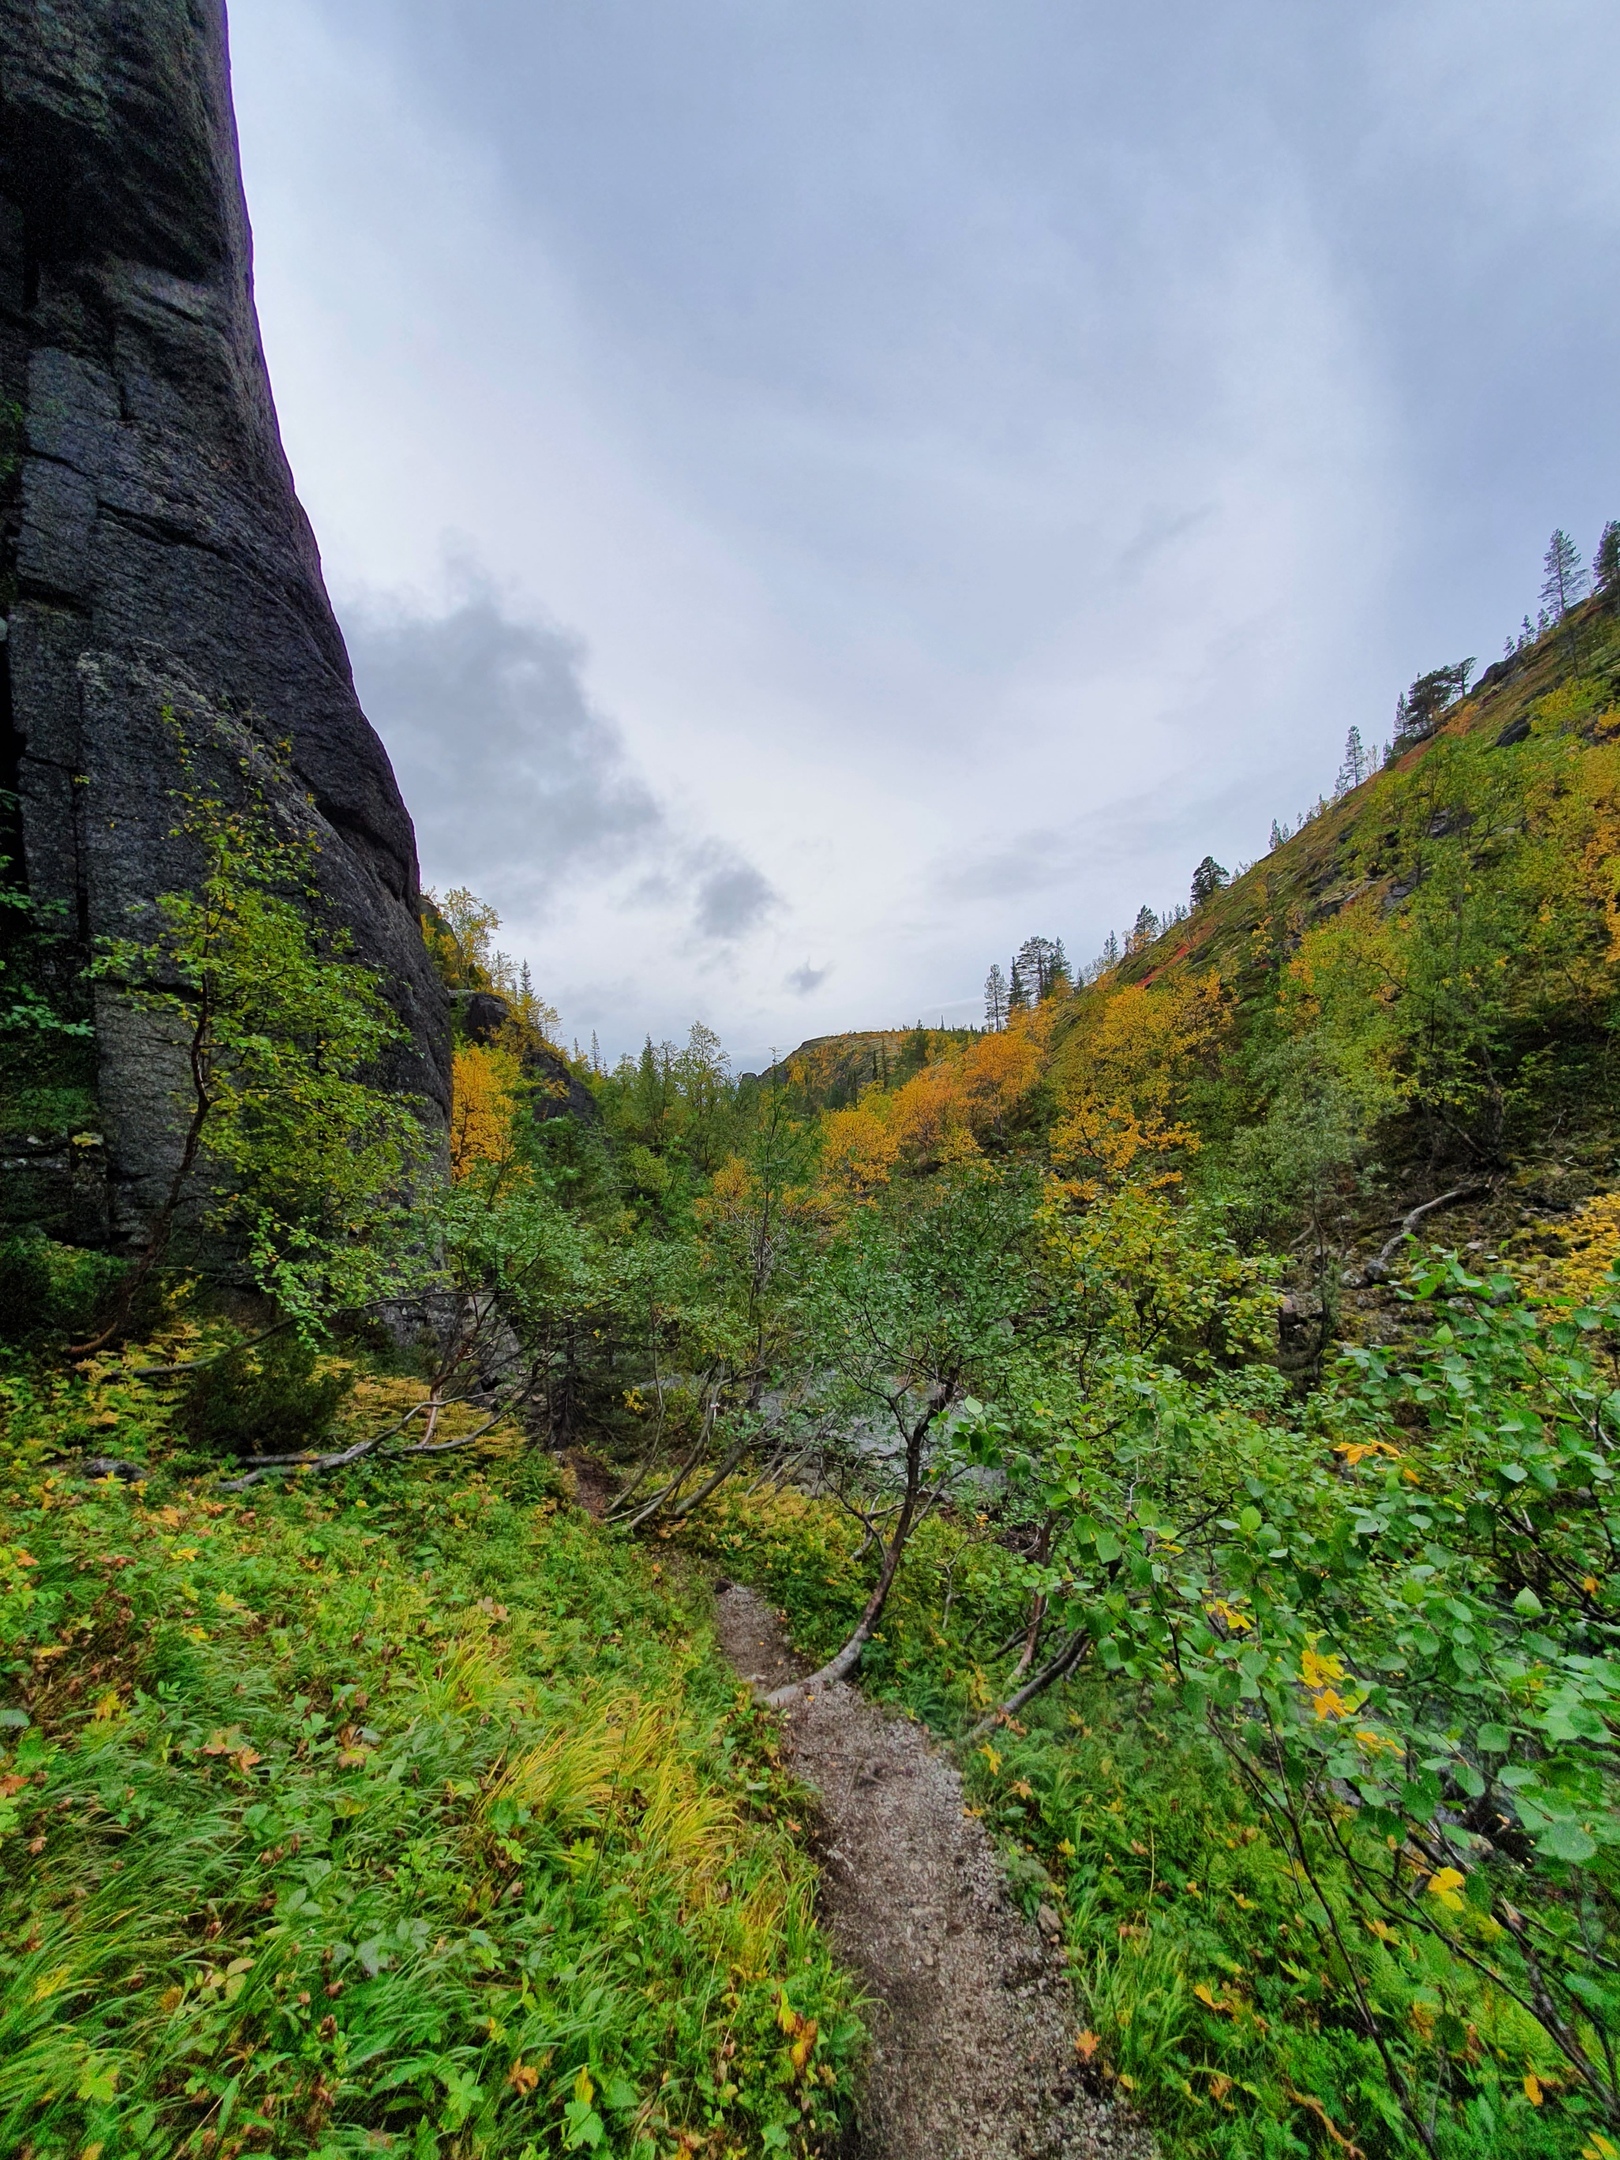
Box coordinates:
[712,1582,1151,2160]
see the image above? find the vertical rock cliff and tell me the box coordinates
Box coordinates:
[0,0,449,1248]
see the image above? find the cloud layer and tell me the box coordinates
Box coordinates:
[345,570,660,901]
[345,568,779,969]
[228,0,1620,1067]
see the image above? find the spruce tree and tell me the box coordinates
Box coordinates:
[1129,905,1160,951]
[983,962,1008,1031]
[1007,962,1030,1013]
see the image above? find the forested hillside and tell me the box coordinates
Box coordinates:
[4,537,1620,2160]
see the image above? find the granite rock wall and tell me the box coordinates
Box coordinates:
[0,0,449,1249]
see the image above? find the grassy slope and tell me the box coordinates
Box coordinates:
[0,1365,860,2160]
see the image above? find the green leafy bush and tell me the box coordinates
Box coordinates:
[0,1233,126,1348]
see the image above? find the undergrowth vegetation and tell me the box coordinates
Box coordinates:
[0,1375,859,2159]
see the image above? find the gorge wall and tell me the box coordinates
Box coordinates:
[0,0,449,1249]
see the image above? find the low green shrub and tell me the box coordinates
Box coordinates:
[0,1232,126,1348]
[173,1331,354,1461]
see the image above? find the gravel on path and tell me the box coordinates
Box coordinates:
[712,1581,1152,2160]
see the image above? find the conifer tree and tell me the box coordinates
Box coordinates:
[1596,520,1620,601]
[1392,661,1473,751]
[1541,528,1588,619]
[983,962,1008,1031]
[1015,935,1058,998]
[1007,961,1030,1013]
[1129,905,1160,952]
[1190,856,1228,907]
[1334,727,1367,795]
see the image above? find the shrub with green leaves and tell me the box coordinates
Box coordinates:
[89,725,430,1333]
[693,1255,1620,2157]
[0,1233,127,1349]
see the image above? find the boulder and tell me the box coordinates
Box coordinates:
[0,0,449,1249]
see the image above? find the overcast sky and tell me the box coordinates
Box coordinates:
[227,0,1620,1072]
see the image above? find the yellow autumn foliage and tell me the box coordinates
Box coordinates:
[1049,971,1228,1194]
[449,1041,524,1181]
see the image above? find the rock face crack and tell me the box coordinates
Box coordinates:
[712,1583,1152,2160]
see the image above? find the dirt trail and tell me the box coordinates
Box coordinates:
[713,1582,1150,2160]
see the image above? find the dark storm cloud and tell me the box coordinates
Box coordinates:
[344,573,776,941]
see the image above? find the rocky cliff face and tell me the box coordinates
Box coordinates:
[0,0,449,1248]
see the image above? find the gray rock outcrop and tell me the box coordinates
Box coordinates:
[0,0,449,1248]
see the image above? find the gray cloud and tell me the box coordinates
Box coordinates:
[786,961,830,994]
[344,569,661,903]
[343,570,777,944]
[690,848,779,941]
[234,0,1620,1057]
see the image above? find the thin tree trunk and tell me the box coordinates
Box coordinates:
[765,1388,946,1708]
[971,1626,1090,1737]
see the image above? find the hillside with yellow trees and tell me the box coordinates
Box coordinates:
[7,537,1620,2160]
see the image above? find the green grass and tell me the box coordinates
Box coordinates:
[683,1486,1588,2160]
[0,1371,861,2160]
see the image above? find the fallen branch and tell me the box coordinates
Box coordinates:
[1347,1184,1488,1287]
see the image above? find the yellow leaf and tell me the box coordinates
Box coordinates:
[1074,2029,1101,2061]
[979,1743,1002,1775]
[573,2066,594,2108]
[1523,2072,1543,2106]
[789,2018,818,2073]
[508,2061,540,2096]
[1300,1645,1346,1690]
[1425,1867,1466,1912]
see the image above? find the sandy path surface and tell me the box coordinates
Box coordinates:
[713,1582,1151,2160]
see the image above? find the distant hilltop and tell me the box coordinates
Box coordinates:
[751,1024,979,1111]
